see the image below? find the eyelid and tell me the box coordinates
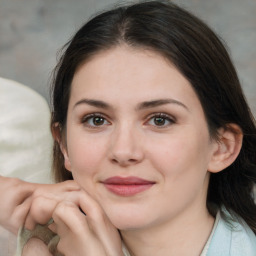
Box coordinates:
[81,112,105,121]
[81,112,111,128]
[146,112,176,121]
[145,112,176,127]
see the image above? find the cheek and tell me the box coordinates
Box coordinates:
[148,131,211,178]
[67,136,107,176]
[150,141,190,178]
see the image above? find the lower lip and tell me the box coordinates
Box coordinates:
[103,184,154,196]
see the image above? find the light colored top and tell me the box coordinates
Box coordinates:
[206,210,256,255]
[122,209,256,256]
[200,210,220,256]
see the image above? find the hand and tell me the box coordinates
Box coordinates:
[0,175,80,234]
[50,190,123,256]
[24,180,80,230]
[0,176,35,234]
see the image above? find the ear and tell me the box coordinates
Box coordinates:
[51,123,72,171]
[208,124,243,173]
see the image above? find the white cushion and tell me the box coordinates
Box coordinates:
[0,77,52,183]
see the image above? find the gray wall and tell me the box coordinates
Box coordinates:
[1,0,256,114]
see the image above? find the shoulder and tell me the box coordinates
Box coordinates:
[207,208,256,256]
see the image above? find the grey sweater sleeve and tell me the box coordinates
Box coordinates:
[15,221,61,256]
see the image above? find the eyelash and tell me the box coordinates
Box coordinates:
[81,113,111,128]
[146,113,176,128]
[81,112,176,129]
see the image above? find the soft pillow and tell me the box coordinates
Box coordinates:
[0,77,53,183]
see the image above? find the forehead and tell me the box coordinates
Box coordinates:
[70,46,201,111]
[73,46,173,84]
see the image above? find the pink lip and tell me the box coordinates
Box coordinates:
[102,176,155,196]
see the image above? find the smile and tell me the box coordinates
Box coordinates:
[102,176,155,196]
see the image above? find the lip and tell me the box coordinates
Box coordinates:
[101,176,155,196]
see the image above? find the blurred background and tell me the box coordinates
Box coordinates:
[0,0,256,114]
[0,1,255,253]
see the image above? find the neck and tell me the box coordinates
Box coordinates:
[120,205,215,256]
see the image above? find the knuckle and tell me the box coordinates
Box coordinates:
[53,201,75,218]
[29,197,52,221]
[30,195,45,210]
[29,199,42,217]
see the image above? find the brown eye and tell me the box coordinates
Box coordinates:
[93,117,105,126]
[147,113,175,128]
[82,114,110,128]
[154,117,166,126]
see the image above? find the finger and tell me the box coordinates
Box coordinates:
[53,200,88,236]
[75,191,122,255]
[52,200,94,256]
[56,190,110,234]
[25,190,82,230]
[54,191,115,243]
[25,196,58,230]
[52,201,86,255]
[52,199,122,256]
[9,196,33,234]
[34,180,81,197]
[77,190,106,229]
[5,178,35,206]
[51,190,103,233]
[59,180,81,191]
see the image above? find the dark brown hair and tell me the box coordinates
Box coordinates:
[50,0,256,233]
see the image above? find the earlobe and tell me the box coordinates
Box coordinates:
[62,148,72,171]
[208,124,243,173]
[51,122,72,172]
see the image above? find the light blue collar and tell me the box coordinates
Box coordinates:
[207,208,256,256]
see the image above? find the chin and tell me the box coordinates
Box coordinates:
[106,207,154,230]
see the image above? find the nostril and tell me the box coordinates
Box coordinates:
[111,158,138,166]
[111,159,119,164]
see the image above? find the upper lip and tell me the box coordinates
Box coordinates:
[102,176,155,185]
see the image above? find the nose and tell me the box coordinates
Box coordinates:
[109,125,144,167]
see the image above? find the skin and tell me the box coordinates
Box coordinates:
[22,238,52,256]
[0,176,35,235]
[0,176,79,234]
[64,45,216,234]
[59,46,220,255]
[20,45,243,256]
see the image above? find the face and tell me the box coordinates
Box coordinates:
[62,46,217,231]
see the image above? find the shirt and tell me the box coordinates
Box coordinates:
[122,209,256,256]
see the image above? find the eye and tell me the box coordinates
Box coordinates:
[146,113,175,127]
[82,114,110,128]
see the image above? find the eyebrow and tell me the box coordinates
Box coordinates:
[136,99,189,111]
[73,98,189,111]
[73,99,112,110]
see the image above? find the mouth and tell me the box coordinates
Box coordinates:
[101,176,155,196]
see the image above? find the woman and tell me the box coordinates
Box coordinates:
[6,1,256,255]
